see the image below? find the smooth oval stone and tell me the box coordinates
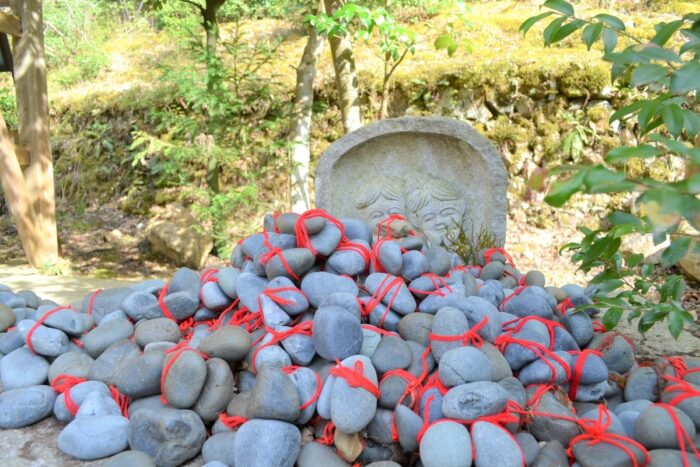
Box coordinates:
[588,333,635,374]
[105,450,156,467]
[419,421,472,467]
[114,350,166,399]
[36,307,92,336]
[459,296,501,343]
[233,419,301,467]
[367,302,401,332]
[128,395,168,419]
[168,267,201,297]
[319,293,362,320]
[365,273,416,315]
[128,408,206,467]
[202,431,237,466]
[579,407,627,436]
[503,319,551,370]
[425,246,452,276]
[478,280,505,308]
[527,388,581,446]
[194,357,234,422]
[648,449,700,467]
[366,408,395,445]
[48,351,94,383]
[501,288,554,320]
[399,312,433,346]
[54,381,111,422]
[328,243,370,276]
[406,340,435,378]
[249,365,300,422]
[0,385,56,428]
[571,433,647,467]
[313,306,362,361]
[121,291,161,321]
[515,431,540,466]
[430,306,470,362]
[480,342,513,381]
[481,261,505,280]
[524,270,546,287]
[83,319,135,358]
[442,381,509,421]
[401,250,428,281]
[286,366,319,424]
[439,346,493,387]
[308,221,342,256]
[58,415,129,460]
[532,440,569,467]
[298,441,349,467]
[302,272,358,308]
[217,267,240,299]
[0,346,49,389]
[563,311,594,348]
[261,294,292,328]
[160,291,199,320]
[134,318,180,347]
[81,287,132,324]
[342,218,372,244]
[396,404,422,452]
[472,421,526,467]
[266,277,309,316]
[16,319,70,357]
[199,326,252,363]
[275,212,300,234]
[266,248,316,280]
[625,366,658,402]
[236,273,270,312]
[201,281,231,311]
[163,350,207,409]
[88,339,141,385]
[374,240,403,276]
[371,335,412,375]
[75,391,121,418]
[331,355,379,433]
[635,405,696,449]
[0,304,17,332]
[518,351,572,386]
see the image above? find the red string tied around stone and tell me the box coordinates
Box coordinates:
[329,359,380,398]
[428,316,489,348]
[566,405,651,467]
[160,345,210,405]
[593,332,635,354]
[592,320,606,333]
[109,385,131,418]
[157,283,177,321]
[499,286,527,312]
[249,321,313,373]
[218,413,248,430]
[281,365,322,411]
[501,315,563,352]
[318,420,336,445]
[568,349,604,401]
[495,334,572,386]
[360,324,399,337]
[27,306,74,354]
[656,403,700,467]
[484,247,516,267]
[558,298,575,316]
[408,273,454,297]
[51,374,87,416]
[375,214,415,240]
[362,274,404,328]
[262,287,306,307]
[335,240,372,274]
[259,231,300,281]
[295,209,348,256]
[86,289,102,316]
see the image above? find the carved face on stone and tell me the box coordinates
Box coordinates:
[405,175,464,246]
[355,177,406,233]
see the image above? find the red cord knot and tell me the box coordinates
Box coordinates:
[27,306,74,354]
[483,248,516,268]
[558,298,575,316]
[262,287,307,307]
[259,231,300,281]
[318,420,336,445]
[362,274,404,328]
[329,359,380,398]
[281,365,322,411]
[429,316,489,348]
[295,209,348,256]
[218,413,248,430]
[408,273,454,297]
[655,403,700,467]
[592,320,606,333]
[250,321,313,372]
[568,349,604,401]
[501,315,563,352]
[51,374,87,416]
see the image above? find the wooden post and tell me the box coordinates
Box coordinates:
[9,0,59,264]
[0,111,45,267]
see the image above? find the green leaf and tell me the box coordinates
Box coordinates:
[638,45,681,62]
[683,109,700,138]
[447,43,458,56]
[520,12,553,35]
[640,189,684,230]
[609,101,645,123]
[434,34,453,50]
[604,144,661,163]
[661,236,692,266]
[603,307,624,331]
[662,104,685,138]
[545,170,586,206]
[631,64,668,86]
[551,19,585,43]
[544,0,574,16]
[609,211,642,226]
[543,16,567,46]
[582,23,603,50]
[668,309,684,339]
[652,20,684,46]
[583,165,632,193]
[625,253,645,268]
[594,13,626,30]
[603,28,618,53]
[670,61,700,93]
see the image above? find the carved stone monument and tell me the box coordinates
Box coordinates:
[315,117,508,246]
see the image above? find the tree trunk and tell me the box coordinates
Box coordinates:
[10,0,59,265]
[0,112,45,267]
[380,56,390,119]
[323,0,362,133]
[203,0,225,56]
[290,3,325,212]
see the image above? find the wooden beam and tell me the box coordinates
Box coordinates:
[0,111,45,267]
[10,0,58,263]
[0,12,20,37]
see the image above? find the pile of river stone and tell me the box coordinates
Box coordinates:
[1,209,699,467]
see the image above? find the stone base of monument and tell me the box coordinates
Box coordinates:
[0,208,698,467]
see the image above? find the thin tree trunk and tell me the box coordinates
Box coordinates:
[0,112,45,267]
[11,0,59,265]
[290,3,325,212]
[380,55,390,119]
[202,0,224,55]
[323,0,362,133]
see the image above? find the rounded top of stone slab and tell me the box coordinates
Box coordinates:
[315,117,507,247]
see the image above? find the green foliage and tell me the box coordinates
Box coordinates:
[523,1,700,337]
[444,220,496,266]
[433,0,473,57]
[0,79,17,128]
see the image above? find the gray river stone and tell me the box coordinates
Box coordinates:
[198,325,252,363]
[83,318,135,358]
[398,312,433,346]
[128,408,206,467]
[364,273,416,316]
[54,381,112,422]
[162,350,208,409]
[36,306,92,336]
[113,349,166,399]
[439,346,493,387]
[302,272,359,308]
[267,277,309,315]
[430,306,470,362]
[236,273,270,312]
[515,431,541,466]
[193,357,234,422]
[563,311,594,348]
[217,267,240,299]
[571,434,648,467]
[105,450,157,467]
[249,365,300,422]
[588,333,635,374]
[532,440,569,467]
[527,388,581,446]
[419,421,472,467]
[233,419,301,467]
[202,432,237,466]
[287,366,319,424]
[200,281,231,311]
[265,248,316,280]
[0,384,56,428]
[401,250,428,281]
[121,291,162,321]
[0,346,50,389]
[396,404,422,452]
[624,366,659,402]
[635,404,696,450]
[371,335,412,375]
[88,339,141,385]
[80,287,132,324]
[298,441,349,467]
[134,318,180,347]
[75,390,121,418]
[442,381,509,422]
[58,415,129,460]
[472,421,526,467]
[313,305,362,361]
[330,355,379,433]
[16,319,70,357]
[48,351,94,383]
